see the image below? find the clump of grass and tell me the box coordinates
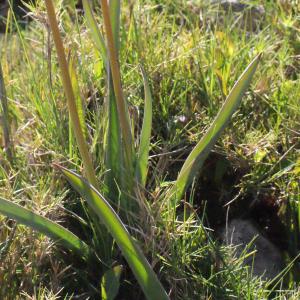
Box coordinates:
[0,0,299,298]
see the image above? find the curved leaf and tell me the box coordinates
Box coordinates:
[59,166,169,300]
[0,197,90,258]
[174,54,262,200]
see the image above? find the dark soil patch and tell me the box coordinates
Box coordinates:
[166,151,293,255]
[0,0,33,32]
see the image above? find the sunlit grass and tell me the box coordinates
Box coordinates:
[0,0,299,298]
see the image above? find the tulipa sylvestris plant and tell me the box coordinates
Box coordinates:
[0,0,261,298]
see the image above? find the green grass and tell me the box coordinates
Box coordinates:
[0,0,299,298]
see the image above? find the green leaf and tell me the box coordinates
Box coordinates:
[68,55,88,139]
[59,166,169,300]
[135,66,153,187]
[174,54,262,200]
[45,0,98,188]
[101,265,123,300]
[105,74,123,199]
[100,0,133,177]
[0,197,90,258]
[0,60,13,162]
[104,1,123,197]
[109,0,121,54]
[82,0,107,65]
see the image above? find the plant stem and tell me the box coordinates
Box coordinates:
[45,0,98,188]
[100,0,133,166]
[0,60,13,163]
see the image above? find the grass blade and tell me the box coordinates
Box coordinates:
[105,73,123,198]
[45,0,98,188]
[81,0,123,195]
[105,0,123,199]
[59,166,169,300]
[82,0,107,65]
[100,0,133,169]
[0,197,90,258]
[0,60,13,162]
[174,54,262,200]
[109,0,121,54]
[101,265,122,300]
[135,66,152,187]
[69,55,88,139]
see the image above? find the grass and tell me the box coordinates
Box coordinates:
[0,0,299,298]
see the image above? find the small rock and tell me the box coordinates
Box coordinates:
[220,218,283,280]
[210,0,265,32]
[212,0,265,14]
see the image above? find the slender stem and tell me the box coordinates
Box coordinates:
[45,0,98,188]
[0,60,13,163]
[100,0,132,165]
